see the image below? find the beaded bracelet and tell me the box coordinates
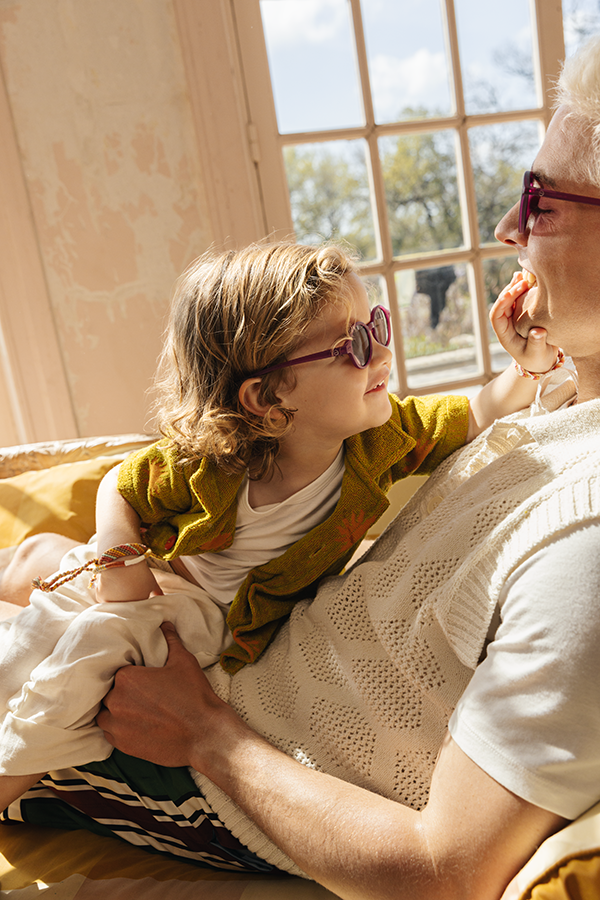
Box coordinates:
[32,542,151,593]
[514,348,565,381]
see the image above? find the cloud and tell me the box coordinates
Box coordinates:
[260,0,349,46]
[369,49,449,119]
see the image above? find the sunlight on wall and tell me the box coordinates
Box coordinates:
[0,0,213,437]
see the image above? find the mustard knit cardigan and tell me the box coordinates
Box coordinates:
[117,392,469,672]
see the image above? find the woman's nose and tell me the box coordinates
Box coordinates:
[495,200,527,247]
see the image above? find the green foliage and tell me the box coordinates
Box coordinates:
[380,120,462,255]
[403,334,446,359]
[283,144,376,259]
[469,122,539,245]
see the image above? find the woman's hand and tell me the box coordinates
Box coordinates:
[97,622,230,768]
[490,272,559,375]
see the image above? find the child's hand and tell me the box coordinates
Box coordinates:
[490,272,559,375]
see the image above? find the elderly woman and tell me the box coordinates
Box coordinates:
[4,36,600,900]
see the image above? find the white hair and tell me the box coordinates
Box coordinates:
[555,35,600,187]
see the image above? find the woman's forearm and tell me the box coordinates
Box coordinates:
[192,708,561,900]
[191,712,435,900]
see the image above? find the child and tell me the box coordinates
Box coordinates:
[0,243,559,811]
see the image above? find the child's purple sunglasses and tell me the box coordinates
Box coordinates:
[250,305,391,378]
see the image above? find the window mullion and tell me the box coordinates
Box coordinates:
[442,0,491,379]
[230,0,294,240]
[531,0,566,118]
[348,0,390,265]
[441,0,465,118]
[348,0,411,388]
[347,0,375,128]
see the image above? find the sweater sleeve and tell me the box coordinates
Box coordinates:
[116,440,196,524]
[389,393,470,477]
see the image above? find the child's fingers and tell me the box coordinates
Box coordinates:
[491,279,529,319]
[497,272,525,300]
[497,280,529,307]
[490,275,532,357]
[490,273,532,333]
[489,290,520,334]
[490,294,515,325]
[527,327,548,342]
[518,328,561,374]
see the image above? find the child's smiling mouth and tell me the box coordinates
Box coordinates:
[366,379,387,394]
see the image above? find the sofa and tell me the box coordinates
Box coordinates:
[0,435,598,899]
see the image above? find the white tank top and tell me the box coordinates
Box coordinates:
[179,449,345,607]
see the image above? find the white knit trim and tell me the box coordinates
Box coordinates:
[188,768,309,879]
[201,649,308,875]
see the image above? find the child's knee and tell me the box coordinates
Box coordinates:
[1,533,79,606]
[11,534,50,564]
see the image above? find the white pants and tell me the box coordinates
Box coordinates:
[0,542,230,776]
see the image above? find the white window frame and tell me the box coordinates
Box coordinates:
[228,0,565,395]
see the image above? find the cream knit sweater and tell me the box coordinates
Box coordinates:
[194,391,600,876]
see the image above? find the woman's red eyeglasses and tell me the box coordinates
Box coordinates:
[518,169,600,233]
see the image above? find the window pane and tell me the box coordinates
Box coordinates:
[396,264,477,388]
[260,0,362,133]
[563,0,600,56]
[361,272,387,308]
[361,0,452,123]
[361,273,400,393]
[283,141,376,259]
[455,0,537,115]
[483,254,519,371]
[469,120,543,244]
[380,131,463,256]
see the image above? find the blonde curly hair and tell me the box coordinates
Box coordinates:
[155,242,358,479]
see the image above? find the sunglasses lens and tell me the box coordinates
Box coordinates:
[351,324,370,367]
[371,307,390,346]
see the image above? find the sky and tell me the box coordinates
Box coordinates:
[259,0,599,135]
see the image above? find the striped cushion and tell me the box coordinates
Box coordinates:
[2,750,277,874]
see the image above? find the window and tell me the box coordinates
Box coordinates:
[233,0,568,397]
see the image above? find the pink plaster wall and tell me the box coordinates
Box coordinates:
[0,0,213,437]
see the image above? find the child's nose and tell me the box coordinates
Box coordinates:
[371,336,392,367]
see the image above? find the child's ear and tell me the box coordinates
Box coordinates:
[239,378,276,418]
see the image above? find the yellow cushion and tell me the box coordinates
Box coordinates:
[0,822,247,889]
[526,854,600,899]
[0,822,333,896]
[512,802,600,899]
[0,456,119,548]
